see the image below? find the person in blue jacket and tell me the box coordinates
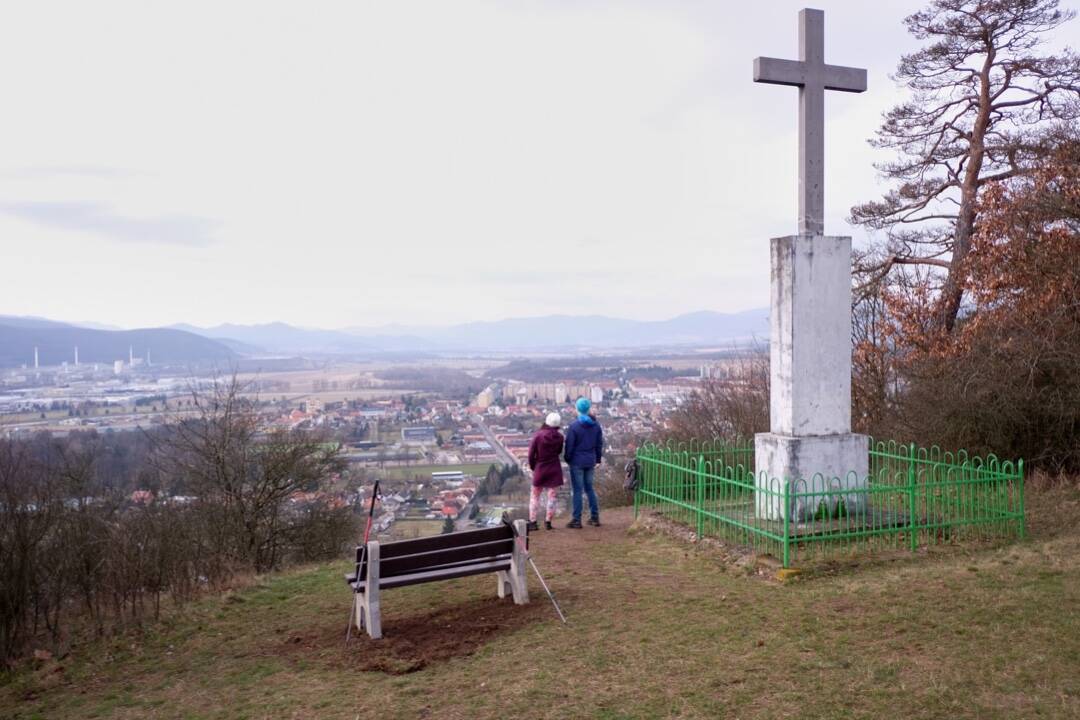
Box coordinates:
[563,396,604,528]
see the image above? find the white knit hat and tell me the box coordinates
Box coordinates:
[545,412,562,428]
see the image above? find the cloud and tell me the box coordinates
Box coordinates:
[0,201,217,247]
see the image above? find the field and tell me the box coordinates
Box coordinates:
[235,359,502,400]
[375,463,495,481]
[2,485,1078,719]
[387,519,444,539]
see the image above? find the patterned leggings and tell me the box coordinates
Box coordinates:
[529,486,558,522]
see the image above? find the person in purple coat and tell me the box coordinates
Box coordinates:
[527,412,565,531]
[563,397,603,528]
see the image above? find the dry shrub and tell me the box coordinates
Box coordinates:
[665,353,769,445]
[594,458,633,508]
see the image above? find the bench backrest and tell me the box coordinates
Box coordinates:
[354,524,520,580]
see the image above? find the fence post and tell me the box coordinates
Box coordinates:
[782,479,790,568]
[696,454,705,540]
[1017,459,1025,540]
[633,451,640,519]
[908,442,917,553]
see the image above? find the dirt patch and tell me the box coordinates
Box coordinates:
[280,595,548,674]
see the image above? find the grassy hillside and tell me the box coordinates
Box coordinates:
[2,486,1078,720]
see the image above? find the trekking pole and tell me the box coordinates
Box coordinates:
[502,514,567,624]
[346,480,381,644]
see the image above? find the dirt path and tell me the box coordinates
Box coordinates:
[527,506,634,575]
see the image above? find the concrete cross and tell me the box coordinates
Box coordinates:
[754,8,867,236]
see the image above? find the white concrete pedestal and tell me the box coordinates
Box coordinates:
[755,234,868,521]
[754,432,868,521]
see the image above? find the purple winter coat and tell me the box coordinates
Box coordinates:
[528,426,565,488]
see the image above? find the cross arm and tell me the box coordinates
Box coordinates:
[823,65,867,94]
[753,57,867,94]
[754,57,806,87]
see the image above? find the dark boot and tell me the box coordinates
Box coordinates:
[588,516,601,527]
[526,520,539,532]
[544,520,554,531]
[566,519,582,529]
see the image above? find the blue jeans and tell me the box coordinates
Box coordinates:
[569,465,599,521]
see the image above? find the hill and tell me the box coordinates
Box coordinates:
[0,322,236,368]
[170,322,378,355]
[0,315,75,330]
[3,488,1077,719]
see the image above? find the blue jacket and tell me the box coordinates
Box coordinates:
[563,419,603,468]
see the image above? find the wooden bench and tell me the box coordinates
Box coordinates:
[345,519,529,639]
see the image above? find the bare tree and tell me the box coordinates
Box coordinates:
[0,439,57,662]
[665,354,770,444]
[153,375,346,572]
[851,0,1080,332]
[850,287,902,438]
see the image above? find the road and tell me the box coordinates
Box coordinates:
[459,416,534,529]
[472,416,522,469]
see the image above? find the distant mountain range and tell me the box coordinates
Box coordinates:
[0,316,235,368]
[173,309,768,354]
[344,309,769,351]
[167,322,382,355]
[0,309,768,366]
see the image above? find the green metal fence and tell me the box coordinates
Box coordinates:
[633,439,1025,567]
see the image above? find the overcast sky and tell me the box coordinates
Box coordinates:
[1,1,1076,330]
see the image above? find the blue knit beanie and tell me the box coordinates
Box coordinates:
[575,397,591,415]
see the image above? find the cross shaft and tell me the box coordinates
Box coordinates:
[753,8,867,236]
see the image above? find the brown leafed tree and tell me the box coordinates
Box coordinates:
[850,0,1080,332]
[889,139,1080,467]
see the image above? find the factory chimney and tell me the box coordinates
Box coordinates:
[34,346,39,369]
[75,346,79,366]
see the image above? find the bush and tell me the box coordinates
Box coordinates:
[593,456,633,508]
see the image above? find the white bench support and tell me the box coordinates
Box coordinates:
[496,570,514,599]
[509,519,529,605]
[354,540,382,640]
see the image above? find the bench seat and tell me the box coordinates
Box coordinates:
[346,557,512,591]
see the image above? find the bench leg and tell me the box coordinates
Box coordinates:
[496,570,513,599]
[510,519,530,605]
[354,591,365,631]
[364,540,382,639]
[358,591,381,639]
[364,588,381,639]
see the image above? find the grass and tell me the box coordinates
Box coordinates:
[2,486,1079,719]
